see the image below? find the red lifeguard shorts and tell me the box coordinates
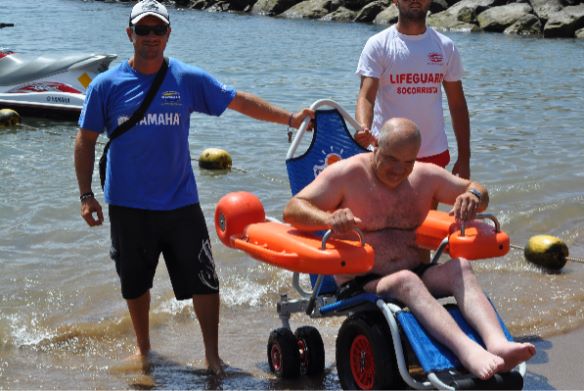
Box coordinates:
[417,150,450,168]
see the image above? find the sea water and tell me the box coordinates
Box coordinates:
[1,0,583,388]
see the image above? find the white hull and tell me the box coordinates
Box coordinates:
[0,91,85,120]
[0,50,116,120]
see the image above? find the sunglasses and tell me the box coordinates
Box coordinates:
[132,24,168,36]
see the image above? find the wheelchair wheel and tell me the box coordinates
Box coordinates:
[336,312,403,390]
[267,327,301,378]
[295,326,325,376]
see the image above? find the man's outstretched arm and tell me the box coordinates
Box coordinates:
[228,91,313,128]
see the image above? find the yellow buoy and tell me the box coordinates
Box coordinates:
[0,108,21,127]
[198,148,232,170]
[524,234,569,270]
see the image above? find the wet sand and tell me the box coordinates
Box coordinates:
[525,326,584,390]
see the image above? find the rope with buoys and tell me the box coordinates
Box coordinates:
[510,235,584,270]
[94,138,284,182]
[23,111,578,269]
[192,148,289,184]
[194,147,584,271]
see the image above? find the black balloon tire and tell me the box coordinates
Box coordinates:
[267,327,301,378]
[336,311,404,390]
[295,325,325,376]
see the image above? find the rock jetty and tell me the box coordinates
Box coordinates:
[116,0,584,38]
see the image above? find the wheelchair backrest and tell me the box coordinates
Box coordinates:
[285,106,369,294]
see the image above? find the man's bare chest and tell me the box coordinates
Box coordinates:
[345,185,427,231]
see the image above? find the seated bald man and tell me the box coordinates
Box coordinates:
[283,117,535,380]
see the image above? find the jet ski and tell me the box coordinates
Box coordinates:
[0,48,116,121]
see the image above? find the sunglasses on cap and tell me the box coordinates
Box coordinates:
[132,24,169,36]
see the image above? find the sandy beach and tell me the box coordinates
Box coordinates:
[525,326,584,390]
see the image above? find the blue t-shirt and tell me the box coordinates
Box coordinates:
[79,58,236,210]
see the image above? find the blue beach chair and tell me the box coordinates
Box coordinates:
[266,99,526,390]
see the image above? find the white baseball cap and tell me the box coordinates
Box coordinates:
[130,0,170,25]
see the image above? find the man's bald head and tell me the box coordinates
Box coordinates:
[370,118,421,188]
[377,117,421,154]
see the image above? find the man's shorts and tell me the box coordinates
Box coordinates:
[417,149,450,168]
[109,203,219,300]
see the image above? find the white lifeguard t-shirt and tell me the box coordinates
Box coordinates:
[356,25,464,158]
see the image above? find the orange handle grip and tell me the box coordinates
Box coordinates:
[231,237,298,263]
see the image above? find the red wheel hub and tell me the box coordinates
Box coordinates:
[297,338,308,367]
[271,344,282,371]
[350,334,375,389]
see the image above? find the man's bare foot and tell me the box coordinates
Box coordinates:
[488,341,536,372]
[458,344,506,380]
[109,350,153,374]
[206,358,226,377]
[131,352,150,370]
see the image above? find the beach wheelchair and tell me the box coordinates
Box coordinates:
[214,99,526,390]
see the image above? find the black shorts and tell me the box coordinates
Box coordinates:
[109,203,219,300]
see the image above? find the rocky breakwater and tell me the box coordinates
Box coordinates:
[166,0,584,38]
[104,0,584,37]
[425,0,584,38]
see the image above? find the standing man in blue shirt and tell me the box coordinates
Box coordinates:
[74,0,312,375]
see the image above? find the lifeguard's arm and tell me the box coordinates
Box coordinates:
[443,80,471,179]
[429,164,489,221]
[228,91,313,128]
[354,76,379,148]
[74,129,104,226]
[283,164,361,233]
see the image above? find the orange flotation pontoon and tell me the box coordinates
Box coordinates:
[215,192,374,275]
[231,222,374,274]
[214,192,509,275]
[416,210,510,260]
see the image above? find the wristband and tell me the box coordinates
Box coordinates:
[467,188,481,202]
[80,191,95,202]
[287,113,294,127]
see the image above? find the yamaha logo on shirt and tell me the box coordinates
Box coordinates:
[117,112,181,126]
